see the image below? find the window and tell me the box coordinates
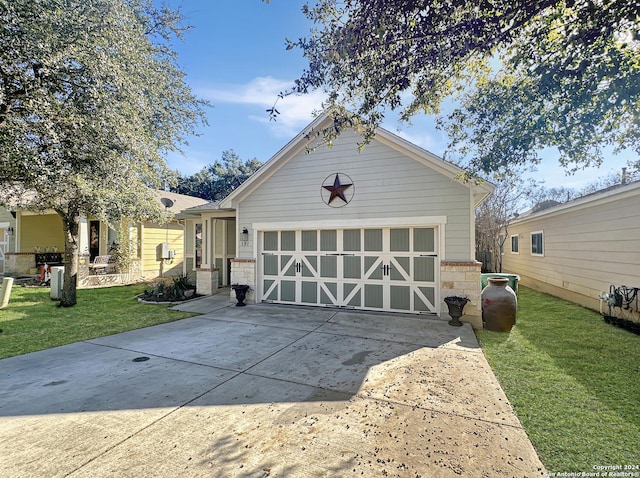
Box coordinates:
[511,235,519,254]
[195,223,203,268]
[531,231,544,256]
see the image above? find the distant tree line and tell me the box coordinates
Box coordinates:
[172,150,263,201]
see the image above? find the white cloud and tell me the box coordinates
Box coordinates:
[198,77,326,138]
[383,114,449,157]
[165,149,209,176]
[391,129,446,156]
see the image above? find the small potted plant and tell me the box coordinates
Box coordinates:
[444,295,469,327]
[231,284,251,307]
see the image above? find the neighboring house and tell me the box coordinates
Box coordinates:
[184,111,494,326]
[501,180,640,313]
[5,190,208,286]
[0,207,17,275]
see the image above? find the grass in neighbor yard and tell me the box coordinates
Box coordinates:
[476,286,640,473]
[0,284,196,359]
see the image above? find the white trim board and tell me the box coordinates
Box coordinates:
[253,216,447,231]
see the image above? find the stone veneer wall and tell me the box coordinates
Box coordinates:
[5,253,37,275]
[196,268,220,296]
[441,260,482,328]
[230,258,256,304]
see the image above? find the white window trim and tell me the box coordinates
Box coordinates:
[531,230,544,257]
[510,234,519,254]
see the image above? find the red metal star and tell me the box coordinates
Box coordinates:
[323,173,353,204]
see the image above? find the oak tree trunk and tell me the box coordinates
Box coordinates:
[60,213,80,307]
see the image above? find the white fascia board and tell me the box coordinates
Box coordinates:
[511,180,640,225]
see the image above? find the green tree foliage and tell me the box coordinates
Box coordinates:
[173,150,262,201]
[286,0,639,177]
[0,0,206,306]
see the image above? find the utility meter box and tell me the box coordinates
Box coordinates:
[157,243,174,260]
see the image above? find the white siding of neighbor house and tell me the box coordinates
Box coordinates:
[501,187,640,311]
[236,129,472,259]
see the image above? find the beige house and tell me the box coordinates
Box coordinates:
[4,190,208,286]
[185,111,494,327]
[501,180,640,312]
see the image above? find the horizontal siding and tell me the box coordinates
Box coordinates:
[502,191,640,310]
[238,130,472,259]
[141,221,185,279]
[20,214,65,252]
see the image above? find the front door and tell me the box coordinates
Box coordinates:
[89,220,100,262]
[260,227,438,314]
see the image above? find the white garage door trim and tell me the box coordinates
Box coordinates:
[254,217,446,315]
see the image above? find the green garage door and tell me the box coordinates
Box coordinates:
[260,227,438,314]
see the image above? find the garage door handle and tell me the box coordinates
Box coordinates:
[325,253,355,256]
[420,254,437,257]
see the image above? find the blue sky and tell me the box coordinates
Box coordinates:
[163,1,632,190]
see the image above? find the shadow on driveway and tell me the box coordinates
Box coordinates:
[0,302,544,477]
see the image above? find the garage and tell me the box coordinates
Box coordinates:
[259,226,438,314]
[199,110,494,325]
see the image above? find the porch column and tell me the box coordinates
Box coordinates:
[195,217,218,295]
[79,216,89,256]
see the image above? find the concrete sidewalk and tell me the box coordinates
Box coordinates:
[0,299,545,477]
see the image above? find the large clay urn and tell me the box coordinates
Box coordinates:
[482,277,517,332]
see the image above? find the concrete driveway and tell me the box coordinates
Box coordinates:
[0,295,545,477]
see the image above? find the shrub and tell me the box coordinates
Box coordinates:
[139,274,196,302]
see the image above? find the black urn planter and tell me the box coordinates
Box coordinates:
[444,296,469,327]
[231,284,250,307]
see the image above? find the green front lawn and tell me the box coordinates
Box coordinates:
[0,284,195,359]
[476,286,640,473]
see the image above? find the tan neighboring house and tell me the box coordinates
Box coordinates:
[183,111,494,327]
[501,180,640,313]
[4,190,208,287]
